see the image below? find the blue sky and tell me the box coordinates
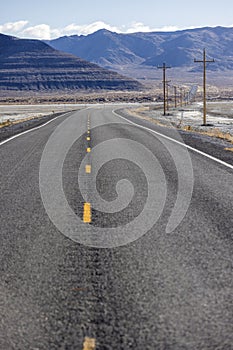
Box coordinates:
[1,0,233,39]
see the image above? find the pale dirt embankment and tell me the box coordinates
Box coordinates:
[127,102,233,152]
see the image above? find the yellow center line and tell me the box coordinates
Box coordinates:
[85,165,91,174]
[83,337,96,350]
[83,203,92,223]
[87,136,91,141]
[87,147,91,153]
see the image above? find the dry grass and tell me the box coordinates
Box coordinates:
[0,90,159,105]
[184,127,233,145]
[127,106,233,145]
[127,107,169,128]
[0,116,35,129]
[0,120,12,128]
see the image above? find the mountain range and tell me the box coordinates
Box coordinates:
[46,26,233,73]
[1,26,233,93]
[0,34,142,92]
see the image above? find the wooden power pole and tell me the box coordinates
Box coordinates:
[158,63,171,115]
[166,80,171,111]
[180,87,183,107]
[173,86,177,108]
[194,49,214,125]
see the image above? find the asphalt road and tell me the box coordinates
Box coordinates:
[0,106,232,349]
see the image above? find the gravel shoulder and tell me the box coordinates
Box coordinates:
[126,102,233,152]
[116,105,233,167]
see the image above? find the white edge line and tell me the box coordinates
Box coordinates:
[113,109,233,171]
[0,110,75,147]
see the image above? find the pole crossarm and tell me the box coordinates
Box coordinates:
[194,49,215,125]
[158,63,171,115]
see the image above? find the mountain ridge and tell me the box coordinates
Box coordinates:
[0,33,142,91]
[46,26,233,73]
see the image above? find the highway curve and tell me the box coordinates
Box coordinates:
[0,105,232,349]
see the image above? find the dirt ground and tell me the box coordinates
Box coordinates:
[127,101,233,149]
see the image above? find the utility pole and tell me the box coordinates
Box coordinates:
[166,80,171,112]
[186,91,190,105]
[194,49,214,125]
[185,91,189,106]
[158,63,171,115]
[180,87,183,107]
[173,86,177,108]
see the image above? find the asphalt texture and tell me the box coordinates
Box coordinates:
[0,106,232,349]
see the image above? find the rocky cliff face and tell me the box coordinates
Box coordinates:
[0,34,142,91]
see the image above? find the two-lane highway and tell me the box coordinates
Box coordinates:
[0,106,232,349]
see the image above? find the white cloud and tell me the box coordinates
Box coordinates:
[62,21,120,36]
[0,20,28,34]
[1,20,231,40]
[0,20,121,40]
[153,25,181,32]
[125,22,182,33]
[21,24,53,40]
[125,22,152,33]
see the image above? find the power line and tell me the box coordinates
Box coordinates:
[194,49,215,126]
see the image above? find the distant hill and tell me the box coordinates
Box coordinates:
[0,33,142,91]
[46,26,233,73]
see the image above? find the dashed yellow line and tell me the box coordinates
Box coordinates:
[85,165,91,174]
[83,203,92,223]
[83,115,92,225]
[83,337,96,350]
